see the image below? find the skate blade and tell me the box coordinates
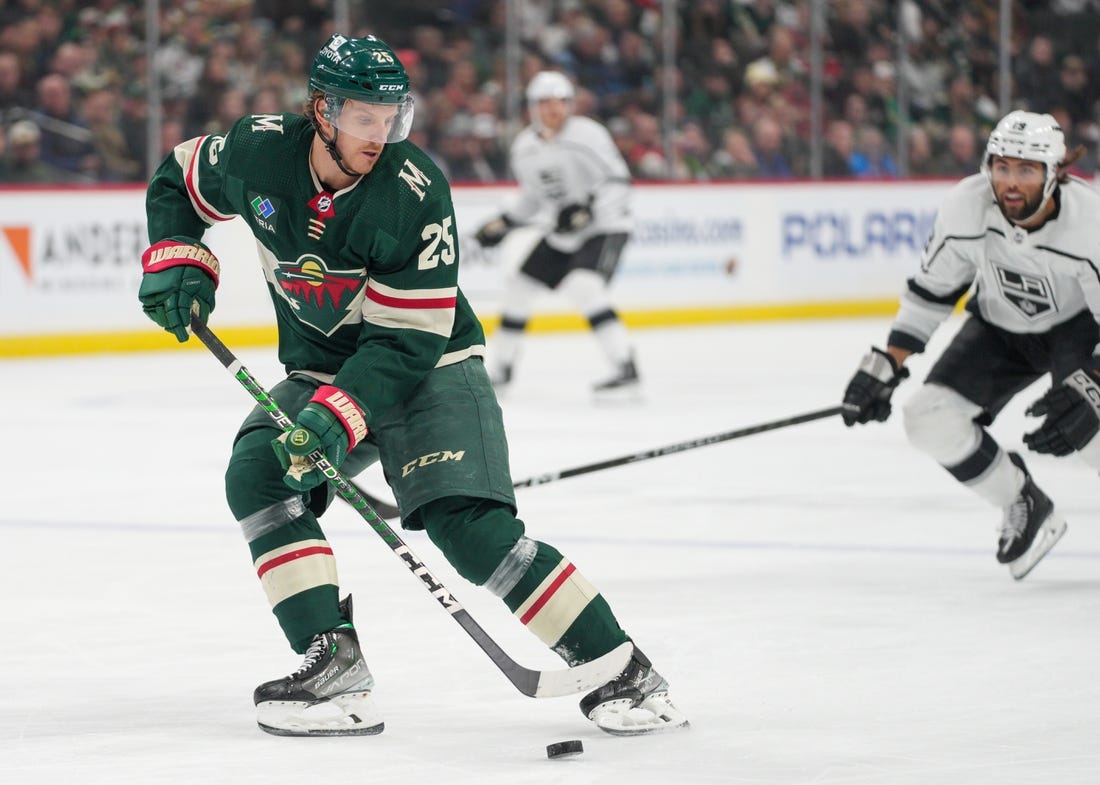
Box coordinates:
[591,694,690,737]
[592,381,643,404]
[256,691,384,737]
[1009,514,1068,581]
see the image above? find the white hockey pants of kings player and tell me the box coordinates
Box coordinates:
[902,383,1024,506]
[492,268,633,374]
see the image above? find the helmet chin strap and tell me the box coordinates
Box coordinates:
[314,122,361,178]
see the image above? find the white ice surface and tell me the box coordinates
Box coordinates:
[4,317,1100,785]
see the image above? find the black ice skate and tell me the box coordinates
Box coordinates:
[593,357,640,396]
[254,596,383,736]
[579,648,689,736]
[489,363,513,389]
[997,453,1067,581]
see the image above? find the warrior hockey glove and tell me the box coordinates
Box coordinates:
[271,386,370,492]
[138,238,220,342]
[1024,368,1100,459]
[841,347,909,426]
[555,201,594,233]
[475,215,516,248]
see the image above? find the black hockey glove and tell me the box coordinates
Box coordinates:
[841,347,909,426]
[555,201,594,233]
[475,215,515,248]
[1024,369,1100,457]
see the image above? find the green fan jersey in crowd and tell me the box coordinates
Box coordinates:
[146,112,486,424]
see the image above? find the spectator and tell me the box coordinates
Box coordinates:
[822,119,856,177]
[1014,35,1063,113]
[849,124,898,178]
[937,124,980,176]
[154,14,208,103]
[742,58,780,114]
[906,124,938,177]
[436,114,498,183]
[31,73,95,176]
[612,29,656,106]
[683,70,737,146]
[750,114,792,179]
[83,87,141,182]
[625,111,667,179]
[118,83,149,179]
[1053,54,1095,127]
[708,127,760,179]
[2,119,75,183]
[0,51,31,114]
[671,120,712,180]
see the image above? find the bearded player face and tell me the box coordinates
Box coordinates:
[989,155,1047,223]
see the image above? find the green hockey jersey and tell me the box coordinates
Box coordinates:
[146,113,486,424]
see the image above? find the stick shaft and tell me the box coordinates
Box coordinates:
[513,406,843,488]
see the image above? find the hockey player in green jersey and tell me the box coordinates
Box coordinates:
[137,33,687,738]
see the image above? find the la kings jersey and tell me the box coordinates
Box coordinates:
[890,173,1100,358]
[505,115,631,253]
[146,113,485,424]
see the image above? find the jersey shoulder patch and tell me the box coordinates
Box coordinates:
[387,141,450,203]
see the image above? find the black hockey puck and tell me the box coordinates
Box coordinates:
[546,739,584,759]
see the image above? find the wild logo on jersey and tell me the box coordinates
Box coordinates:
[993,262,1055,319]
[274,254,365,335]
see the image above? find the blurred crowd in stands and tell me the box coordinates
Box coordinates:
[1,0,1100,185]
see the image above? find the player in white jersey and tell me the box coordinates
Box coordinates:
[841,110,1100,580]
[475,70,639,394]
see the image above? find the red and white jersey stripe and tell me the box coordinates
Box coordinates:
[172,135,235,225]
[363,278,457,338]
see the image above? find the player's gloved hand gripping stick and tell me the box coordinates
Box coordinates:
[188,314,632,699]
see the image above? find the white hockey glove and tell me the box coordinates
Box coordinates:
[1024,368,1100,461]
[841,347,909,426]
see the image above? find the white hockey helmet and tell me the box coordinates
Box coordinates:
[982,110,1066,208]
[526,71,575,133]
[526,70,575,104]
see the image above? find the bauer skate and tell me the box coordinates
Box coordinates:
[254,596,383,736]
[579,648,689,736]
[997,453,1067,581]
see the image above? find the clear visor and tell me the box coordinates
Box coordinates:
[324,95,415,144]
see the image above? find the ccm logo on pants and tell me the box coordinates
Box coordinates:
[402,450,466,477]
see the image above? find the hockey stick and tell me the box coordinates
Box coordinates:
[360,405,844,511]
[189,316,631,699]
[513,405,844,489]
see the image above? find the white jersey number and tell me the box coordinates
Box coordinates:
[418,216,456,270]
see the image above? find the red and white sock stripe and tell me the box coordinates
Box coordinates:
[513,559,598,646]
[254,539,339,607]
